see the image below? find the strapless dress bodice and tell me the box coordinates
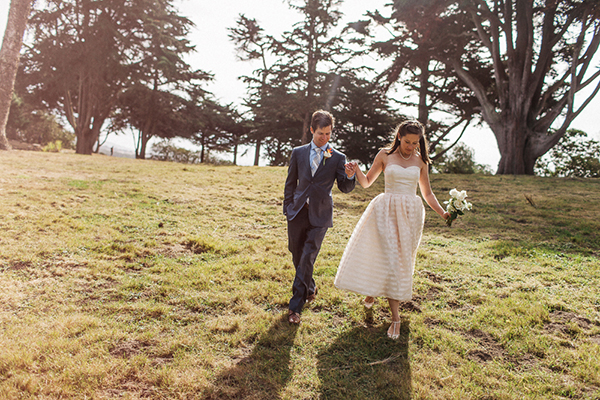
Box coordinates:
[384,164,420,195]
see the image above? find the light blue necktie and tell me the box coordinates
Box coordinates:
[311,147,322,176]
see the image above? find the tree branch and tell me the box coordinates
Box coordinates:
[450,58,499,128]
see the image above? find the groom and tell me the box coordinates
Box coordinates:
[283,110,356,324]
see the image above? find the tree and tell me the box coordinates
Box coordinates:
[22,0,132,154]
[186,97,243,164]
[113,85,192,159]
[218,106,252,165]
[229,14,274,166]
[333,74,403,167]
[232,0,363,166]
[272,0,357,144]
[449,0,600,175]
[362,1,489,163]
[19,0,208,155]
[121,1,211,159]
[535,129,600,178]
[436,142,492,174]
[0,0,33,151]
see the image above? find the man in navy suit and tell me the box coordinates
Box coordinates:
[283,110,356,324]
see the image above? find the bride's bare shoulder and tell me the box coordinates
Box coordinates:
[375,149,390,167]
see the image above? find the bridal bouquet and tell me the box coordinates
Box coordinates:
[444,188,472,227]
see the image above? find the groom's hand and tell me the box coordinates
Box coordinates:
[344,162,357,178]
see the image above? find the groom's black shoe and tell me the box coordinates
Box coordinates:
[306,287,318,303]
[288,310,301,324]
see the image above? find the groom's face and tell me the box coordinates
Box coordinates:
[311,125,332,148]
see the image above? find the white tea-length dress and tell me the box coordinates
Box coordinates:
[334,164,425,301]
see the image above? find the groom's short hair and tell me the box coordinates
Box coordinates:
[311,110,335,131]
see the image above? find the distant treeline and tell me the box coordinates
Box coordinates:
[7,0,600,175]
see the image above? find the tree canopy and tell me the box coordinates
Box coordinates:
[448,0,600,174]
[363,0,488,163]
[17,0,213,156]
[6,0,600,173]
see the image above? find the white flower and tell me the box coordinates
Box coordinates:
[445,188,473,227]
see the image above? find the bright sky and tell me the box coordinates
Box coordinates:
[1,0,599,169]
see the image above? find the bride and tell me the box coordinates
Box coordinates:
[334,120,449,339]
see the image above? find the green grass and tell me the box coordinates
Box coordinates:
[0,150,599,399]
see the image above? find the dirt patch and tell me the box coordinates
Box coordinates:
[426,286,442,300]
[419,270,445,283]
[150,355,174,367]
[447,300,462,309]
[468,349,493,362]
[157,243,192,257]
[399,300,422,313]
[110,339,154,358]
[464,328,507,363]
[550,310,595,329]
[423,317,442,327]
[6,261,32,271]
[545,322,570,335]
[544,311,598,338]
[99,381,158,399]
[230,346,254,366]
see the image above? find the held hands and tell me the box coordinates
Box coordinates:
[344,161,358,178]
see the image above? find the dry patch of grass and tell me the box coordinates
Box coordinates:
[1,150,599,399]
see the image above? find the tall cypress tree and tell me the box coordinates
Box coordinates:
[19,0,210,156]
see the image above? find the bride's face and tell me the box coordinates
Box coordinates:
[399,133,420,155]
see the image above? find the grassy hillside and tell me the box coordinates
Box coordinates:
[1,151,599,399]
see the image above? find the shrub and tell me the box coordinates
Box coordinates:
[151,140,234,165]
[7,95,75,149]
[151,140,201,164]
[535,129,600,178]
[42,140,63,153]
[435,143,493,174]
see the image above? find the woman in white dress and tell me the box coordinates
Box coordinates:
[334,120,449,339]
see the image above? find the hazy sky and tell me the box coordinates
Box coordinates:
[1,0,599,169]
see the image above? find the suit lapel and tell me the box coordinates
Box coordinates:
[300,145,312,176]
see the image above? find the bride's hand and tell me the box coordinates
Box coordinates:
[442,211,450,220]
[344,162,356,177]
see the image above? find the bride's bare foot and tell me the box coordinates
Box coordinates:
[387,320,401,339]
[363,296,375,309]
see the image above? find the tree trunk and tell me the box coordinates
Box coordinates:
[417,60,430,127]
[138,133,149,159]
[494,111,541,175]
[0,0,33,151]
[233,142,238,165]
[254,137,261,166]
[75,126,95,155]
[137,126,152,159]
[302,111,311,144]
[200,136,205,163]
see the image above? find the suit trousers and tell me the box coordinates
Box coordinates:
[287,204,328,313]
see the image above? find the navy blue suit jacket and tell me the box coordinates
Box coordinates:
[283,144,355,228]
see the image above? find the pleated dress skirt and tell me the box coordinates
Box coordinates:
[334,165,425,301]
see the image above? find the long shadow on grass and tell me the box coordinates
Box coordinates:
[205,314,298,399]
[318,319,411,400]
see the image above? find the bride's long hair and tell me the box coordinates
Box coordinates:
[386,120,431,164]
